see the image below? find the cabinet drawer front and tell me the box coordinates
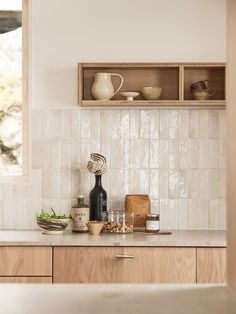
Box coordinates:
[53,247,196,284]
[0,247,52,276]
[197,248,226,283]
[0,277,52,283]
[54,247,131,283]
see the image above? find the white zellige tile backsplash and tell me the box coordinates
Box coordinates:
[0,108,226,230]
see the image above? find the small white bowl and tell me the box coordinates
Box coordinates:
[120,92,140,101]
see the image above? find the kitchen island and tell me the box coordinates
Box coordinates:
[0,230,226,284]
[0,284,235,314]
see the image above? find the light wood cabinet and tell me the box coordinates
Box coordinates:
[78,62,226,108]
[53,247,196,284]
[0,277,52,283]
[197,248,227,283]
[0,247,52,276]
[0,245,225,284]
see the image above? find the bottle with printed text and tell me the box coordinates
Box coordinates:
[71,195,90,232]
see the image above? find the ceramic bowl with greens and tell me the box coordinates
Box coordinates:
[37,208,71,235]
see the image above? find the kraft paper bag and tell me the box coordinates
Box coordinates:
[125,194,151,227]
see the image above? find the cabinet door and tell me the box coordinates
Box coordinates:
[0,247,52,276]
[197,248,226,283]
[153,247,196,283]
[0,277,52,283]
[53,247,196,283]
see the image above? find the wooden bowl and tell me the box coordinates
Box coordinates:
[86,221,105,235]
[37,218,71,235]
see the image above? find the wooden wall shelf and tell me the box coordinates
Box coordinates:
[78,62,226,108]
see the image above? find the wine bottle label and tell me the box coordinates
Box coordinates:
[71,207,89,231]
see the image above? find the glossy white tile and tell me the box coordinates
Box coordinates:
[209,139,219,169]
[130,110,140,139]
[160,110,169,139]
[140,110,150,139]
[62,110,72,139]
[169,170,179,199]
[100,110,111,139]
[169,110,179,139]
[149,110,159,139]
[120,110,130,139]
[150,169,159,198]
[71,109,81,139]
[158,169,169,199]
[179,110,189,139]
[90,110,100,140]
[110,110,121,139]
[208,110,219,139]
[179,170,188,198]
[189,110,199,138]
[0,107,226,230]
[81,110,91,139]
[179,140,189,169]
[51,110,63,139]
[188,170,199,198]
[61,140,72,169]
[61,169,72,198]
[150,140,159,168]
[208,199,219,229]
[189,139,199,168]
[158,140,169,169]
[169,139,179,169]
[32,140,42,169]
[178,199,189,229]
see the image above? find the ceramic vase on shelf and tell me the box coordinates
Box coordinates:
[91,72,124,100]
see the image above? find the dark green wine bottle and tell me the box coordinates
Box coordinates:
[89,175,107,221]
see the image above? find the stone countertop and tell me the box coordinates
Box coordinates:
[0,284,235,314]
[0,229,226,247]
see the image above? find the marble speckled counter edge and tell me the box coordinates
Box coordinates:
[0,230,226,247]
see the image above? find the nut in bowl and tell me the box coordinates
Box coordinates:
[141,87,162,100]
[86,221,105,235]
[37,208,71,235]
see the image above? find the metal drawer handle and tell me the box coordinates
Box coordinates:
[115,254,134,259]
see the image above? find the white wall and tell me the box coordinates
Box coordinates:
[31,0,226,109]
[0,0,227,230]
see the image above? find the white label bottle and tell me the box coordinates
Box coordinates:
[71,195,90,232]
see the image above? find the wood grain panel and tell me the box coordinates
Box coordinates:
[113,248,155,283]
[197,248,226,283]
[184,67,225,100]
[153,248,196,283]
[0,277,52,283]
[53,247,196,284]
[0,247,52,276]
[78,62,226,108]
[53,247,129,283]
[83,67,180,101]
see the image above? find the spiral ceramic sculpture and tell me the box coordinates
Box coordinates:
[87,153,107,175]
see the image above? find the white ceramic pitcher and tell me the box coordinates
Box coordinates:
[91,72,124,101]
